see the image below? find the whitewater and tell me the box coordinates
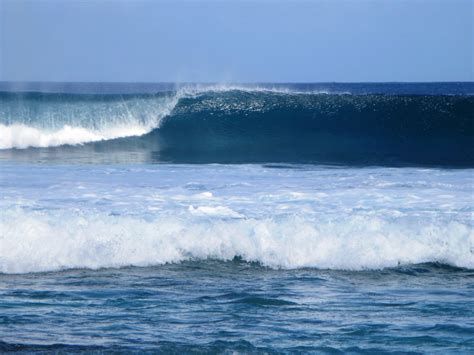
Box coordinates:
[1,164,472,274]
[1,83,473,353]
[0,90,180,149]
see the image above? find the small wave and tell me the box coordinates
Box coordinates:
[1,208,472,274]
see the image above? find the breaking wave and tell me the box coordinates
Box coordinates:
[0,90,179,149]
[0,86,304,149]
[0,86,473,166]
[1,207,472,274]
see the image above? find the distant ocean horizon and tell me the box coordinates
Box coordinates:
[1,82,473,352]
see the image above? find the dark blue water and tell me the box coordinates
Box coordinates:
[2,262,473,353]
[1,82,473,166]
[1,82,473,353]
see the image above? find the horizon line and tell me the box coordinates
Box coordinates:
[1,80,473,85]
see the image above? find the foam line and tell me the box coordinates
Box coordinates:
[1,208,472,274]
[0,124,150,149]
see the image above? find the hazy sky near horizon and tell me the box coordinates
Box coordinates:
[0,0,472,83]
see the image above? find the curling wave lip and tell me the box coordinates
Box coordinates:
[0,86,472,166]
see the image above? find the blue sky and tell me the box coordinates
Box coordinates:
[0,0,472,82]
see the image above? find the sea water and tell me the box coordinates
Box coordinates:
[0,83,473,352]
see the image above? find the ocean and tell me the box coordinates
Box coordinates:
[0,82,473,353]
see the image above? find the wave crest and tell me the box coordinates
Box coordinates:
[0,91,180,149]
[1,87,473,167]
[1,208,472,274]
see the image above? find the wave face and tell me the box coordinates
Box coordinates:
[0,85,473,166]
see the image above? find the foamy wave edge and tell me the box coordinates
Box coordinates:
[0,124,153,149]
[1,209,472,274]
[0,89,183,149]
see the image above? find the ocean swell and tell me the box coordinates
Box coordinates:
[0,87,473,166]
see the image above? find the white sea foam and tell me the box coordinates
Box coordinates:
[1,208,472,274]
[0,124,150,149]
[1,164,472,274]
[188,205,244,218]
[0,92,180,149]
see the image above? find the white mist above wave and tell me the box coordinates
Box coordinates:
[1,208,472,274]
